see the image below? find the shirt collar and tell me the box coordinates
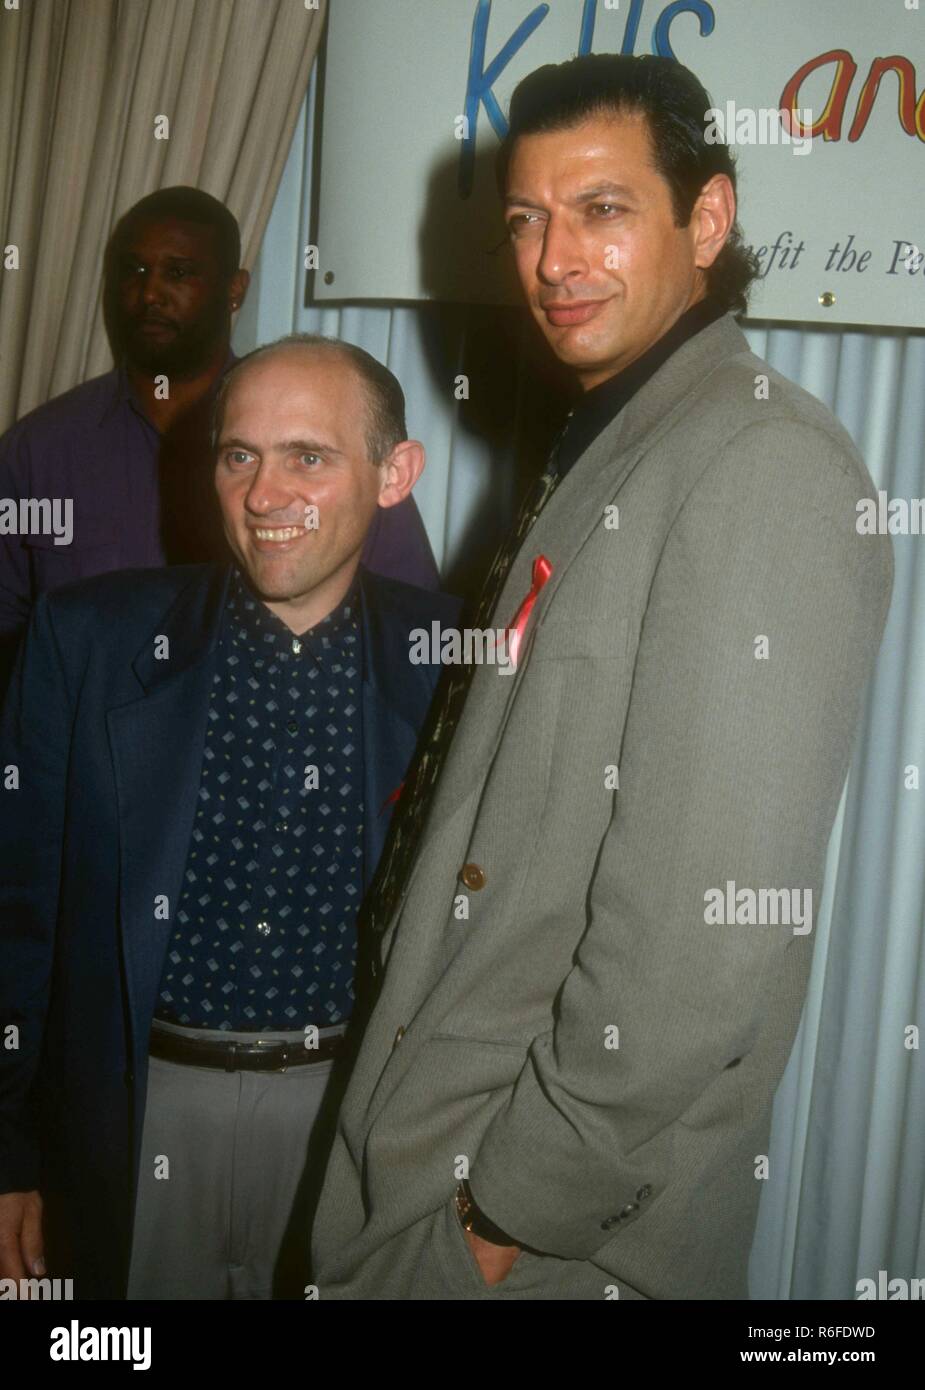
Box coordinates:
[224,566,361,661]
[552,295,727,478]
[97,347,237,430]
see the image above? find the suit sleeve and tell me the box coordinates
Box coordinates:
[469,420,893,1260]
[0,594,73,1192]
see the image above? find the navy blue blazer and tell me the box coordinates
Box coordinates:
[0,561,459,1298]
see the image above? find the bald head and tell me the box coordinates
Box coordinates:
[211,336,425,634]
[212,334,406,463]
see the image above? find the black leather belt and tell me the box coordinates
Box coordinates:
[149,1025,345,1072]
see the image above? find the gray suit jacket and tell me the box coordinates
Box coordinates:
[311,312,893,1300]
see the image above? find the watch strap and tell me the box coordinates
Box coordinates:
[455,1179,519,1247]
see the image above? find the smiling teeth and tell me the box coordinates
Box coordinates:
[254,527,303,541]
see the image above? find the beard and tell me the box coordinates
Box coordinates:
[112,301,228,378]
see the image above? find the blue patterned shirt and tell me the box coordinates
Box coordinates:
[155,568,365,1030]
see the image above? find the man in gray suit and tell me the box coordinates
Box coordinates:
[311,55,893,1299]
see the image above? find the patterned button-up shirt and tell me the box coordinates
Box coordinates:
[155,568,365,1030]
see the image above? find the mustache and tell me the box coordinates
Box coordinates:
[538,293,604,307]
[128,313,179,328]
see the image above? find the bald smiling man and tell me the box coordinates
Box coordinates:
[0,335,459,1300]
[0,188,439,692]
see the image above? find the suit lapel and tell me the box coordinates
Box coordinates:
[409,313,751,855]
[106,566,230,1061]
[359,568,437,887]
[363,316,754,1123]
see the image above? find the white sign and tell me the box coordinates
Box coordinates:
[317,0,925,328]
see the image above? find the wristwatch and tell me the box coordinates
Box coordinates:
[454,1179,518,1247]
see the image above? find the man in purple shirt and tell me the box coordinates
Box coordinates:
[0,187,438,683]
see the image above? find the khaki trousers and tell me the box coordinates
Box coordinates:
[126,1020,347,1301]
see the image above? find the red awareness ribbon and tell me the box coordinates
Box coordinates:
[506,554,553,668]
[380,781,405,815]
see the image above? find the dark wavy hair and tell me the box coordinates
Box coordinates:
[497,54,761,315]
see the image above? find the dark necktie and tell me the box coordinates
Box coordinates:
[368,451,565,938]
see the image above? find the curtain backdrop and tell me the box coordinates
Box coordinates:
[236,77,925,1300]
[744,323,925,1299]
[0,0,326,431]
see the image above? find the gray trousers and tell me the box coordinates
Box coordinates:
[126,1020,347,1301]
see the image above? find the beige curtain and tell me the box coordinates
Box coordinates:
[0,0,326,431]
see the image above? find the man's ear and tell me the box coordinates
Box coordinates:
[377,440,425,508]
[229,267,251,312]
[693,173,736,272]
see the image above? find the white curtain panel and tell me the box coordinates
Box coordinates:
[0,0,324,430]
[235,80,925,1301]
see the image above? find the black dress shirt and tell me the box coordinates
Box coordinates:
[552,295,727,478]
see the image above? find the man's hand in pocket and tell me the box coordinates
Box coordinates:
[463,1227,522,1286]
[0,1190,44,1283]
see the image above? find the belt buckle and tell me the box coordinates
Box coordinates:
[223,1041,238,1074]
[254,1038,289,1072]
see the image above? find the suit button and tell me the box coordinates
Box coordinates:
[392,1025,406,1049]
[124,1070,134,1087]
[636,1185,652,1202]
[600,1214,620,1231]
[460,863,486,891]
[725,1056,742,1068]
[618,1202,639,1220]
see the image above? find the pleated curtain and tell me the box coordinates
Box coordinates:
[0,0,326,430]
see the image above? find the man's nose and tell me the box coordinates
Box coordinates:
[140,271,168,306]
[536,215,590,286]
[244,460,298,517]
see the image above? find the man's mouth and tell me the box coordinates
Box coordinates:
[249,525,309,549]
[134,318,177,336]
[542,299,608,327]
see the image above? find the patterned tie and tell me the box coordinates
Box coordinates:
[367,451,565,938]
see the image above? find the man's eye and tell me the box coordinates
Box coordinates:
[226,451,253,467]
[590,203,625,217]
[298,453,323,468]
[507,213,542,234]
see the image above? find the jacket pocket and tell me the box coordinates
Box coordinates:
[528,612,628,663]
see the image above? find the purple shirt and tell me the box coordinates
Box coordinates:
[0,363,439,672]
